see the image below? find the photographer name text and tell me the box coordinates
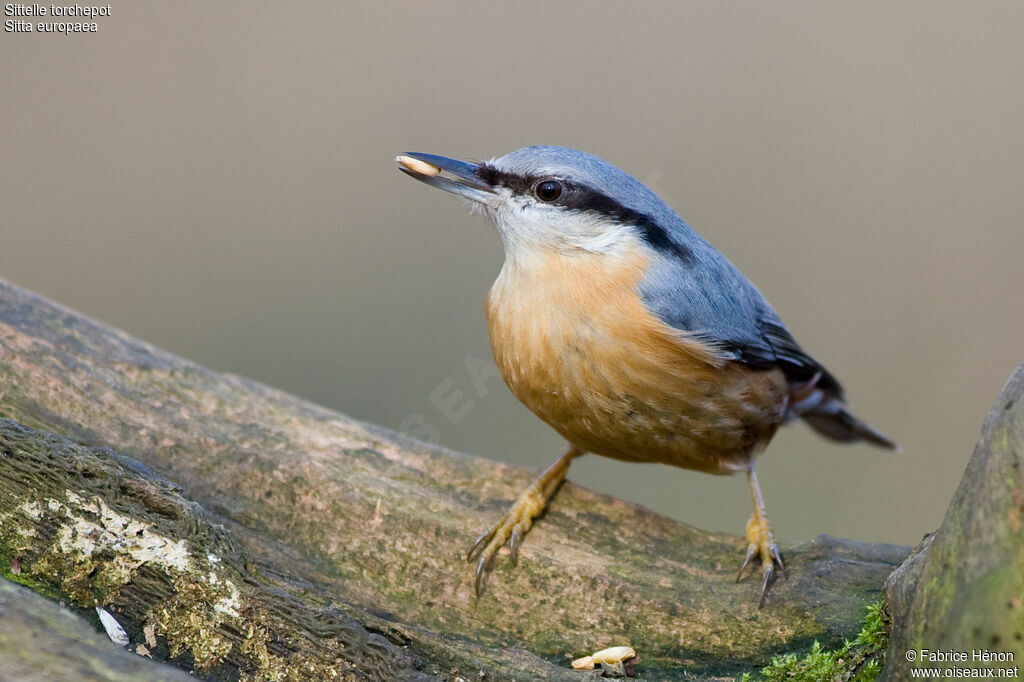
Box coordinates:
[911,650,1015,663]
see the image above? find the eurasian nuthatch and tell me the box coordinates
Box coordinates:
[397,146,896,606]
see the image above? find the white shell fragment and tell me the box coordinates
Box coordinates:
[571,645,636,674]
[96,606,130,647]
[396,155,441,176]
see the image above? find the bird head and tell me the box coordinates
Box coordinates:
[397,146,690,263]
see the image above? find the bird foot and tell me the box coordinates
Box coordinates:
[736,512,786,607]
[466,481,549,596]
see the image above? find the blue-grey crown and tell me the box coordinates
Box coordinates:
[481,145,697,263]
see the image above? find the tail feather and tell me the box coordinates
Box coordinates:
[800,397,899,450]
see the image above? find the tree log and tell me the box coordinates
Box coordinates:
[0,278,907,680]
[881,362,1024,681]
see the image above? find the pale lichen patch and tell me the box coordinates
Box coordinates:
[52,492,192,574]
[208,573,242,619]
[6,483,355,680]
[2,505,38,540]
[7,490,200,605]
[20,500,43,521]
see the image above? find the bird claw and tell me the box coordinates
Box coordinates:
[467,523,499,562]
[758,563,774,608]
[474,550,497,596]
[509,525,524,565]
[736,544,759,582]
[466,484,547,596]
[738,515,785,608]
[771,542,787,581]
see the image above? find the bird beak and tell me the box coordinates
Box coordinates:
[396,153,497,206]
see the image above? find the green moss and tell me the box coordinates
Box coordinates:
[853,601,889,651]
[2,561,64,601]
[742,601,889,681]
[0,521,66,603]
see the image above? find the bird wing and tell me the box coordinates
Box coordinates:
[637,244,845,399]
[735,318,845,400]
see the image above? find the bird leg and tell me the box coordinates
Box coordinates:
[736,464,786,607]
[467,446,582,596]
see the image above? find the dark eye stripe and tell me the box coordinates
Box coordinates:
[475,164,693,263]
[475,164,532,194]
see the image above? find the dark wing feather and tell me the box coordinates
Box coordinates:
[752,319,845,399]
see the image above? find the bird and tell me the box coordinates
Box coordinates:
[396,146,896,606]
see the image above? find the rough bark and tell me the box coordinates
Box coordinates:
[0,576,194,682]
[0,277,907,680]
[0,419,420,681]
[881,362,1024,681]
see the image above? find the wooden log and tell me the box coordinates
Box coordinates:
[0,278,906,680]
[882,362,1024,680]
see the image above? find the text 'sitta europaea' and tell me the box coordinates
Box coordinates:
[397,146,896,607]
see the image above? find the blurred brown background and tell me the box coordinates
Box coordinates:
[3,2,1022,547]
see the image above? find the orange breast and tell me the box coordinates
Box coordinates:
[486,246,789,474]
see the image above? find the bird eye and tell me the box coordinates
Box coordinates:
[534,180,563,202]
